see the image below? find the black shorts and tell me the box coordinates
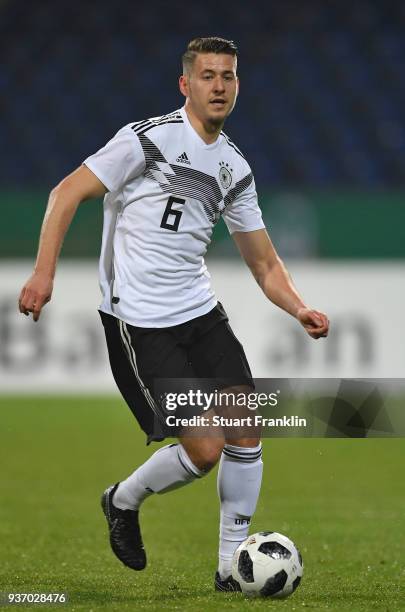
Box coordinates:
[99,303,254,443]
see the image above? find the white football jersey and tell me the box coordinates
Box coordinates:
[83,107,264,327]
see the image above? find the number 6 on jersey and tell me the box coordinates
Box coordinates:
[160,196,186,232]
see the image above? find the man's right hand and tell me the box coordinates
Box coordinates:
[18,272,54,322]
[17,165,107,323]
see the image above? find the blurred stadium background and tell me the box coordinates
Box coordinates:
[1,0,404,389]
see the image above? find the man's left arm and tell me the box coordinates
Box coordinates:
[233,228,329,339]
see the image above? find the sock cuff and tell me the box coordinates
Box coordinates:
[177,444,204,479]
[222,442,262,463]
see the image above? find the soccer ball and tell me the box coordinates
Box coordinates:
[232,531,303,598]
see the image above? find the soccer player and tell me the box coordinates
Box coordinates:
[18,37,329,591]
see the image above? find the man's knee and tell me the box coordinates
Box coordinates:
[180,438,225,473]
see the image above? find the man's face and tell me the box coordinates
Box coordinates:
[180,53,239,125]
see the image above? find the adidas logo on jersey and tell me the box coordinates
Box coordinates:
[176,152,191,164]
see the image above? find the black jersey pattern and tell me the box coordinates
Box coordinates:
[137,132,224,224]
[224,172,254,208]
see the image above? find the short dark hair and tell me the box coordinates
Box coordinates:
[182,37,238,73]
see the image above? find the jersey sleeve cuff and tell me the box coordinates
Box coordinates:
[82,160,113,193]
[226,221,266,235]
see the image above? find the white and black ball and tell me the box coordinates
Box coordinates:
[232,531,303,598]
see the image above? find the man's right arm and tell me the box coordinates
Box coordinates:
[18,164,107,321]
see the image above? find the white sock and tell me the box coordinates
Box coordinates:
[217,443,263,580]
[113,443,204,510]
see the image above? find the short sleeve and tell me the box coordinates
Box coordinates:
[83,125,145,192]
[222,172,265,234]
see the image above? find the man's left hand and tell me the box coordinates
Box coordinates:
[296,307,329,339]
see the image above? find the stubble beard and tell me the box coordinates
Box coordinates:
[206,113,226,131]
[205,103,234,132]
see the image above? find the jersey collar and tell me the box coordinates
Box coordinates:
[180,106,221,150]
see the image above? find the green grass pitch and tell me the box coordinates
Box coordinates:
[0,396,404,611]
